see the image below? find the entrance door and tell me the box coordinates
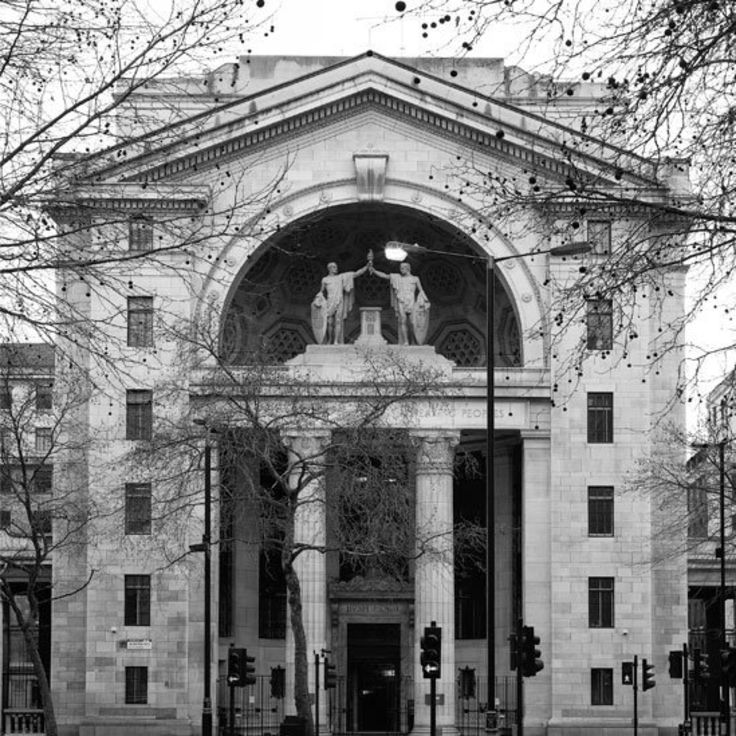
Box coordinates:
[347,623,401,732]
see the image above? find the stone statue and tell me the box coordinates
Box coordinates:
[311,261,369,344]
[369,261,430,345]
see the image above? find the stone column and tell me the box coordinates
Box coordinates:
[282,430,331,724]
[411,431,460,736]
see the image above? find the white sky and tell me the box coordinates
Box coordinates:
[245,0,541,61]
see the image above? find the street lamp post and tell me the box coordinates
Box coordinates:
[192,419,214,736]
[385,239,591,718]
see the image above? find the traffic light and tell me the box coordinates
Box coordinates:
[519,625,544,677]
[509,634,518,671]
[622,661,634,686]
[668,650,683,679]
[270,666,285,699]
[420,625,442,679]
[324,656,337,689]
[642,658,656,691]
[243,648,256,686]
[459,666,476,699]
[693,648,710,682]
[227,647,242,686]
[720,647,736,686]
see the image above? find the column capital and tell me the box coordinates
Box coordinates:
[411,430,461,475]
[281,429,332,459]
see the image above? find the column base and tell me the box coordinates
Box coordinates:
[410,725,460,736]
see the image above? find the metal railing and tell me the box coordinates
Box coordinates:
[3,708,44,734]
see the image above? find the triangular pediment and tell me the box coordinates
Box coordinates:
[78,52,664,194]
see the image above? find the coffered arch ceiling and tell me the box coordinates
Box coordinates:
[221,202,521,367]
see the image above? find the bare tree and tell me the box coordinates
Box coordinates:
[1,0,277,357]
[391,0,735,393]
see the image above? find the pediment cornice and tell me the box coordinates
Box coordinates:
[75,54,665,196]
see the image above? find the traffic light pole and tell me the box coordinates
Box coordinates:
[516,618,523,736]
[430,674,437,736]
[633,654,638,736]
[314,653,320,736]
[683,643,689,729]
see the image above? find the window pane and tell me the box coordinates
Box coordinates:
[588,221,611,254]
[126,390,152,441]
[586,300,613,350]
[35,428,52,454]
[32,466,52,494]
[124,575,150,626]
[587,393,613,443]
[129,217,153,252]
[125,666,148,704]
[588,486,614,536]
[589,577,614,628]
[35,383,52,411]
[125,483,152,535]
[127,297,154,348]
[591,668,613,705]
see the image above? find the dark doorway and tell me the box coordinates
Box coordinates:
[347,623,401,732]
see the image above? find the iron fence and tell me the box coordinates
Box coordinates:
[216,673,516,736]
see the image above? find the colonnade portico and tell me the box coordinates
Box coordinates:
[282,423,464,736]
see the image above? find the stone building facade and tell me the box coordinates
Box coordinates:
[0,54,692,735]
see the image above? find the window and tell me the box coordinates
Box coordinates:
[32,509,52,537]
[126,390,152,441]
[0,510,10,529]
[588,486,614,536]
[124,575,150,626]
[688,485,708,538]
[127,297,154,348]
[35,428,52,454]
[0,465,52,494]
[586,299,613,350]
[0,387,11,410]
[128,216,153,252]
[588,221,611,254]
[589,577,614,628]
[125,483,151,535]
[31,465,52,494]
[591,668,614,705]
[125,666,148,704]
[35,383,52,411]
[587,392,613,443]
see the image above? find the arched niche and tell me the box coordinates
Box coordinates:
[220,203,523,367]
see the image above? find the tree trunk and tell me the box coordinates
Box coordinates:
[3,586,57,736]
[284,562,314,736]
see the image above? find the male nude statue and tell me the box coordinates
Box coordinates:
[369,261,431,345]
[311,261,368,344]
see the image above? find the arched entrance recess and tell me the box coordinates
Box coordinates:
[219,202,532,366]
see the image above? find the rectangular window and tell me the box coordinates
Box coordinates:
[126,390,152,441]
[0,466,12,495]
[588,221,611,254]
[32,509,52,536]
[0,387,11,410]
[35,428,52,454]
[586,299,613,350]
[591,668,614,705]
[688,485,708,538]
[127,297,154,348]
[0,510,10,529]
[35,383,52,411]
[587,392,614,443]
[125,666,148,704]
[124,575,150,626]
[129,216,153,252]
[31,465,52,494]
[588,486,614,536]
[125,483,152,535]
[589,577,615,628]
